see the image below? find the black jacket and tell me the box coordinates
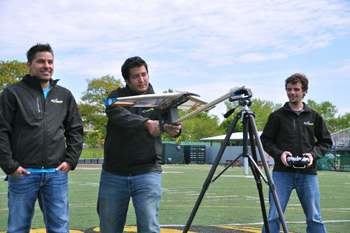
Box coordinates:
[103,84,163,176]
[0,75,84,175]
[260,102,332,174]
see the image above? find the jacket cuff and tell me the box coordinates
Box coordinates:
[64,159,77,170]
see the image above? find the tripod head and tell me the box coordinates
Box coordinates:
[229,86,252,103]
[224,86,253,118]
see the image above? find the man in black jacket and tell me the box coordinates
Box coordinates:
[0,44,84,232]
[97,56,181,233]
[260,73,332,233]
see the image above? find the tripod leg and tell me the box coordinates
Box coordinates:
[241,113,270,232]
[212,154,241,183]
[248,129,270,233]
[248,114,289,233]
[183,114,240,233]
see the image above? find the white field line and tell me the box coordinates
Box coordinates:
[160,219,350,227]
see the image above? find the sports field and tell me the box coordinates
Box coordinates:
[0,164,349,233]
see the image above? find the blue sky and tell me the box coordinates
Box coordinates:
[1,0,349,123]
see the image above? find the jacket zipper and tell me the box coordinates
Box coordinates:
[42,93,48,168]
[37,98,41,113]
[42,84,53,168]
[293,119,296,134]
[294,116,302,157]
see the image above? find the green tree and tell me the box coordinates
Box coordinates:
[328,113,350,133]
[249,99,282,130]
[220,98,282,132]
[163,88,173,93]
[160,89,224,143]
[162,110,225,144]
[81,75,123,113]
[78,102,102,133]
[306,99,337,123]
[220,114,243,134]
[0,60,28,93]
[79,75,124,147]
[183,112,225,142]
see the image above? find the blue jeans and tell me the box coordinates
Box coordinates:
[7,171,69,233]
[97,169,162,233]
[262,172,326,233]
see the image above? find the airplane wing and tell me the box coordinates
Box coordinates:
[103,92,208,110]
[102,87,246,130]
[177,95,208,110]
[173,86,244,124]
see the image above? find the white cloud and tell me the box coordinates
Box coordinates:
[1,0,349,121]
[238,53,288,63]
[1,0,349,65]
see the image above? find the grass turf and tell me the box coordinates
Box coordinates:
[0,164,349,233]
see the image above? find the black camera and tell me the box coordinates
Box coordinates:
[287,156,310,169]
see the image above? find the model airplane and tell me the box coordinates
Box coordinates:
[173,86,246,124]
[103,91,208,130]
[103,86,246,130]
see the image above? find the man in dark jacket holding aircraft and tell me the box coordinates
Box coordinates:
[97,56,181,233]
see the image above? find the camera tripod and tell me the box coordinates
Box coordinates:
[183,88,289,233]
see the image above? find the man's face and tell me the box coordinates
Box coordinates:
[126,65,149,94]
[27,51,54,83]
[286,81,306,105]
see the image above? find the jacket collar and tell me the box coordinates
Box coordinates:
[283,102,312,112]
[22,74,59,90]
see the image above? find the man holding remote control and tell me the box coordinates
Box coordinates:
[260,73,332,233]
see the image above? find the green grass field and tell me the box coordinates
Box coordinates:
[0,164,349,233]
[80,148,104,158]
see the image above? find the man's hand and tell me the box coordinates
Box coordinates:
[56,162,72,173]
[303,153,313,167]
[281,151,292,167]
[163,123,182,137]
[9,166,30,177]
[142,120,164,137]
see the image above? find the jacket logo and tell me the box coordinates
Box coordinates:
[51,98,63,104]
[304,121,314,126]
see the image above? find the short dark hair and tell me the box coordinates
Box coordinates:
[121,56,148,82]
[26,43,54,64]
[285,73,308,94]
